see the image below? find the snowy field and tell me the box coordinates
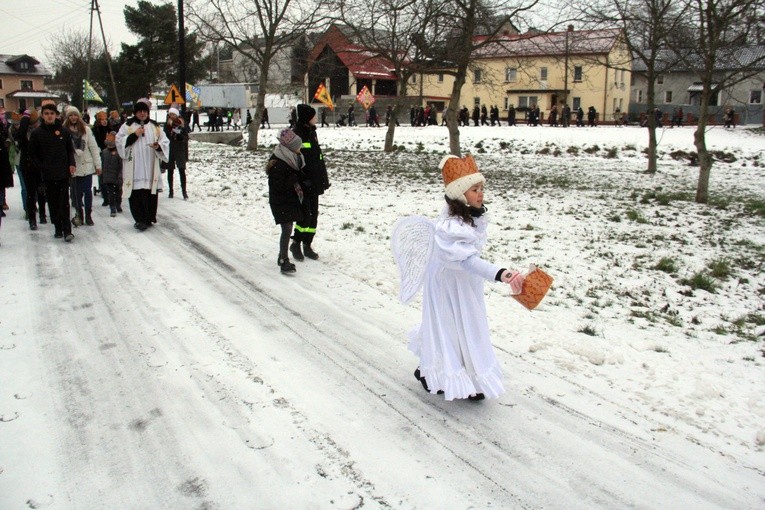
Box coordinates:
[1,121,764,508]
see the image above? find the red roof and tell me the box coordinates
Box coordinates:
[310,25,397,81]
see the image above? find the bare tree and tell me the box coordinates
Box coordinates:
[580,0,690,174]
[680,0,765,202]
[46,29,107,106]
[327,0,451,152]
[187,0,327,150]
[416,0,541,156]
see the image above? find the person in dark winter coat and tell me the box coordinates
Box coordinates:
[16,109,47,229]
[587,106,597,127]
[93,111,110,205]
[576,107,585,127]
[101,132,123,217]
[267,129,306,274]
[290,104,330,262]
[163,107,189,199]
[472,105,480,126]
[561,104,571,127]
[28,103,77,241]
[0,110,13,219]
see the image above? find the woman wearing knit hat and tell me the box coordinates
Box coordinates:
[163,107,189,199]
[392,154,525,402]
[266,128,305,274]
[290,103,330,261]
[62,105,102,226]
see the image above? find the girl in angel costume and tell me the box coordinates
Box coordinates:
[392,154,524,401]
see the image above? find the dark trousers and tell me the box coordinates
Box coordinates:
[22,165,47,224]
[293,194,319,245]
[167,165,186,196]
[128,189,157,225]
[105,183,122,212]
[72,175,93,212]
[45,179,72,235]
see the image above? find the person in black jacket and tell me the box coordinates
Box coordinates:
[28,103,77,241]
[16,109,48,229]
[290,104,330,261]
[163,107,189,199]
[267,129,305,274]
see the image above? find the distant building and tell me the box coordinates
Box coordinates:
[0,54,57,112]
[630,46,765,125]
[411,26,632,123]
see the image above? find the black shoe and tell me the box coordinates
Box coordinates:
[110,211,117,217]
[290,241,304,261]
[182,192,188,200]
[102,200,109,207]
[467,393,485,401]
[414,368,430,392]
[117,206,123,213]
[278,256,296,274]
[303,244,319,260]
[54,231,63,239]
[168,192,174,198]
[85,212,94,226]
[64,233,74,242]
[29,222,38,231]
[134,222,148,231]
[39,215,47,224]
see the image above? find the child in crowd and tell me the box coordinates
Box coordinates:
[392,154,524,401]
[101,133,123,217]
[266,129,305,274]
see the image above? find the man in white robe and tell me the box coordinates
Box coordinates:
[116,98,170,231]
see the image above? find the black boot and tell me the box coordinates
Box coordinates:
[29,217,37,230]
[85,209,94,226]
[303,243,319,260]
[72,207,83,227]
[290,241,304,261]
[278,255,296,274]
[39,210,47,224]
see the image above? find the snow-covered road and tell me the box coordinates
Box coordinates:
[2,185,762,509]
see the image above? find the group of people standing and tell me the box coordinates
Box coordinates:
[1,97,189,243]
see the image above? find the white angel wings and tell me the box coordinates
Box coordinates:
[391,216,436,304]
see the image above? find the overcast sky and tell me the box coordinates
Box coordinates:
[0,0,137,67]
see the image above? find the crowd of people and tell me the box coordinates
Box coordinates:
[0,97,190,244]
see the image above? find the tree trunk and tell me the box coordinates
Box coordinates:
[694,97,712,203]
[247,57,272,151]
[446,69,468,156]
[647,125,657,173]
[384,104,398,152]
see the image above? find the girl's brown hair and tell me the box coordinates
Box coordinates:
[445,196,476,227]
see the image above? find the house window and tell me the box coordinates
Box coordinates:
[637,89,644,103]
[518,95,538,109]
[474,97,481,107]
[474,69,482,83]
[750,90,762,104]
[504,97,509,109]
[21,80,33,90]
[0,78,3,88]
[18,61,29,70]
[411,74,416,84]
[573,66,583,82]
[657,75,664,84]
[438,73,444,83]
[664,91,673,103]
[573,97,581,110]
[505,68,517,82]
[540,67,548,81]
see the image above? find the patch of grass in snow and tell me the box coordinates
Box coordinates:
[743,198,765,217]
[680,271,718,293]
[578,324,598,336]
[566,146,579,156]
[654,257,678,273]
[707,258,732,279]
[626,209,648,223]
[605,147,619,158]
[584,145,600,154]
[340,222,354,230]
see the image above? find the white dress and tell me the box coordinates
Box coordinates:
[406,209,505,400]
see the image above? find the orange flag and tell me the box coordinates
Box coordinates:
[313,83,334,111]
